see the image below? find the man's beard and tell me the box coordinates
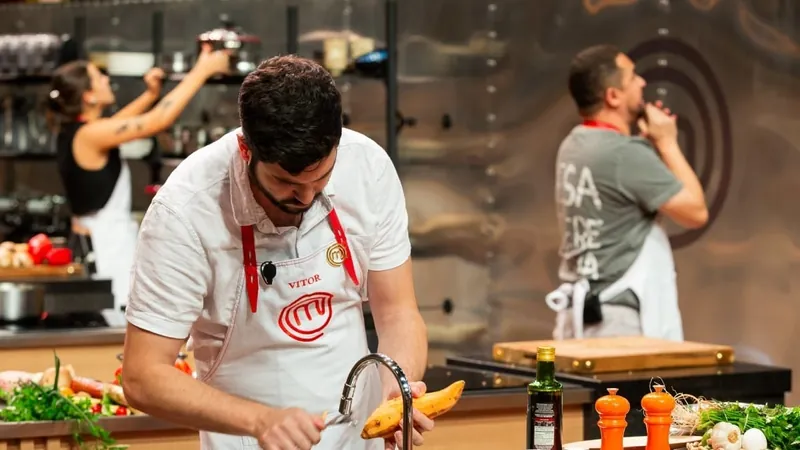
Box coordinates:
[248,162,317,215]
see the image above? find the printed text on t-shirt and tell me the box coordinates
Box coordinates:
[558,162,603,280]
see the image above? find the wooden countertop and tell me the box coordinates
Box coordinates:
[0,385,593,440]
[0,415,182,440]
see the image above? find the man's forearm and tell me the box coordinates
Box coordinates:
[124,363,274,436]
[376,310,428,397]
[656,138,704,199]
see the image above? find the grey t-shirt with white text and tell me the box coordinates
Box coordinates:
[555,126,683,296]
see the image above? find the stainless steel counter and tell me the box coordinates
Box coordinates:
[0,326,126,349]
[422,364,593,408]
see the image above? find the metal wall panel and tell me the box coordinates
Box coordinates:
[1,0,799,402]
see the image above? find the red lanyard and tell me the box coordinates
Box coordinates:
[582,119,621,133]
[240,208,359,314]
[241,223,260,314]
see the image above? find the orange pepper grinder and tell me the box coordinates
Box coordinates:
[595,388,630,450]
[641,385,675,450]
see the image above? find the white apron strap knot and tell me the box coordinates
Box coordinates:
[546,279,590,340]
[549,223,684,342]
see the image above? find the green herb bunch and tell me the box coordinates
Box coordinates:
[0,352,126,450]
[696,402,800,450]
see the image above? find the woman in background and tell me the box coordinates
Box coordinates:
[47,45,229,310]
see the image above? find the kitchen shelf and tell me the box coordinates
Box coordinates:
[0,152,56,161]
[0,17,86,87]
[165,73,248,85]
[0,1,402,199]
[0,74,52,84]
[0,71,246,86]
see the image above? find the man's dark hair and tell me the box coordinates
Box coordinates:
[238,55,342,175]
[567,44,623,116]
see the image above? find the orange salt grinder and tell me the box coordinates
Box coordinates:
[595,388,630,450]
[641,385,676,450]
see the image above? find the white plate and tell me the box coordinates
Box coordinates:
[565,435,702,450]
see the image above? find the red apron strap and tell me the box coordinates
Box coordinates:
[241,225,259,313]
[328,208,360,286]
[240,208,358,315]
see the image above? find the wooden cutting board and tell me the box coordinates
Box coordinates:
[492,336,734,374]
[0,263,84,280]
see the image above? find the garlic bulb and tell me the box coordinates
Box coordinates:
[709,422,742,450]
[741,428,767,450]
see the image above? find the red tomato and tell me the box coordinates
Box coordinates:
[113,366,123,385]
[115,406,128,416]
[44,248,72,266]
[27,234,52,265]
[90,403,102,414]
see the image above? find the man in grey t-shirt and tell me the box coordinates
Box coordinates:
[549,44,708,340]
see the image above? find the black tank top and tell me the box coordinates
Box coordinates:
[56,122,122,216]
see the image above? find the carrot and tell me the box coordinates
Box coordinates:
[70,376,105,398]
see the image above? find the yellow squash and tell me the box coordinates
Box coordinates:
[361,380,465,440]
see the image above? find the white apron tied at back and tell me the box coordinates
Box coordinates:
[193,212,383,450]
[73,161,138,310]
[547,223,684,341]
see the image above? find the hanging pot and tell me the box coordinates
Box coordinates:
[196,15,261,76]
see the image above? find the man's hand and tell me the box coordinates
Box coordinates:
[382,381,435,449]
[638,101,678,148]
[255,407,325,450]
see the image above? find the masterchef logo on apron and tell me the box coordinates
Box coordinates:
[326,242,347,267]
[278,291,334,342]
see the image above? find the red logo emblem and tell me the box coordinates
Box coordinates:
[278,292,334,342]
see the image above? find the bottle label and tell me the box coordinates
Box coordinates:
[532,402,556,449]
[527,390,563,450]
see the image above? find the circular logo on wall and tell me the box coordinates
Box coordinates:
[278,292,334,343]
[628,37,734,249]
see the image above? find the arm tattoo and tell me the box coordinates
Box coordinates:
[159,100,174,111]
[114,122,130,135]
[135,120,144,131]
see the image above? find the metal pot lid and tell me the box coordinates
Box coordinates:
[0,282,39,292]
[198,29,261,44]
[197,15,261,44]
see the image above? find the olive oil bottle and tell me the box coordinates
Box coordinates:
[526,346,563,450]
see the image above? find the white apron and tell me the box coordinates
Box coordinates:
[546,223,684,341]
[195,208,383,450]
[74,161,139,310]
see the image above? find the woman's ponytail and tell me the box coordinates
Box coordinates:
[47,60,91,128]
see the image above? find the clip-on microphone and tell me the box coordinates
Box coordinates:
[260,261,277,285]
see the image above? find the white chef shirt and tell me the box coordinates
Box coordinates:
[124,128,411,352]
